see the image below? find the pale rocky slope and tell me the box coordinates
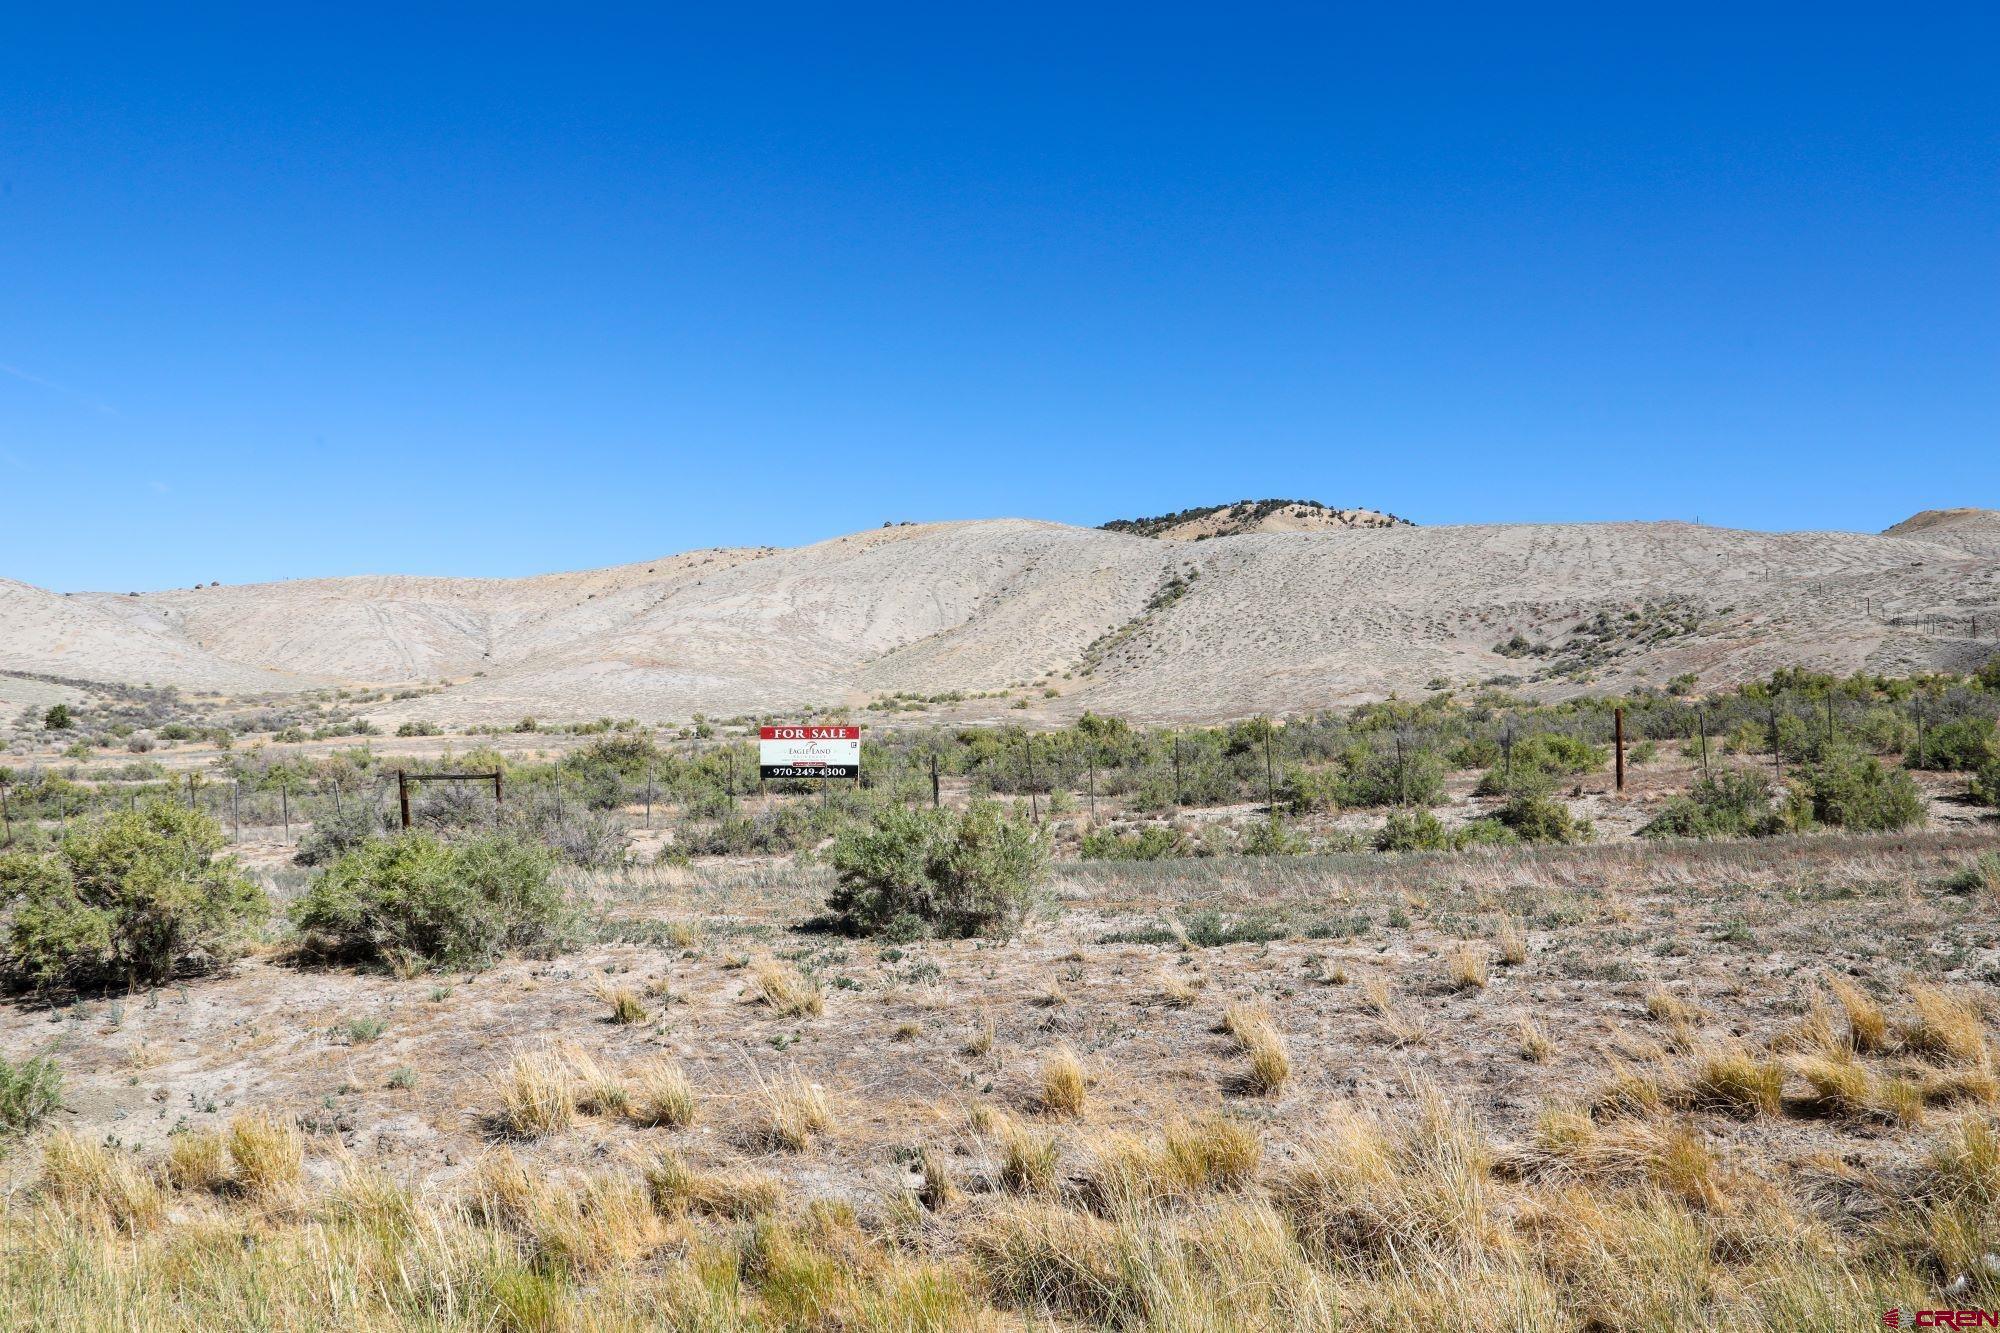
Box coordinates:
[5,510,1997,725]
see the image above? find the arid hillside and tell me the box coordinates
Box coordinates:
[5,509,1997,725]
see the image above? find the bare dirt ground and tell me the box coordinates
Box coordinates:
[9,814,1996,1212]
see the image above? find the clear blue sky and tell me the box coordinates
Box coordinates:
[3,4,1994,591]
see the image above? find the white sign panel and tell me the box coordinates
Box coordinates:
[758,725,861,779]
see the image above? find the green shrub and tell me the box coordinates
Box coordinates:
[1337,744,1445,808]
[1639,771,1785,840]
[1079,825,1187,860]
[1497,792,1591,844]
[291,832,566,969]
[1476,732,1605,795]
[1374,810,1452,852]
[1786,746,1926,832]
[0,804,267,991]
[1240,818,1309,856]
[1908,717,1998,772]
[1277,765,1340,814]
[1974,756,2000,808]
[292,804,388,867]
[0,1054,61,1135]
[41,704,72,732]
[825,804,1046,939]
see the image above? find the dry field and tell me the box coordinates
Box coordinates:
[4,814,2000,1328]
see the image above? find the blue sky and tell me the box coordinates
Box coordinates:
[3,4,1994,590]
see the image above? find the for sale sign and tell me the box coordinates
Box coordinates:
[759,725,861,780]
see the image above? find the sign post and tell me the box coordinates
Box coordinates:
[758,725,862,782]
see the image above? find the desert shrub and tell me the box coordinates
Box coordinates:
[1786,745,1926,832]
[1497,791,1591,844]
[394,720,441,737]
[1974,756,2000,808]
[1374,810,1452,852]
[1240,819,1309,856]
[1277,766,1340,814]
[1639,771,1785,840]
[291,832,567,969]
[0,1054,61,1134]
[0,804,267,991]
[292,804,389,867]
[1078,825,1187,860]
[42,705,72,732]
[1909,716,1999,772]
[1980,654,2000,691]
[1336,744,1445,808]
[825,803,1046,939]
[1475,732,1605,795]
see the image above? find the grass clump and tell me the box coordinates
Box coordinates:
[227,1112,305,1198]
[628,1057,697,1129]
[291,832,564,971]
[498,1048,578,1139]
[1224,1004,1293,1094]
[759,1070,833,1151]
[1039,1045,1088,1117]
[752,958,824,1017]
[1688,1045,1784,1118]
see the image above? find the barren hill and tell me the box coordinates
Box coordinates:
[5,510,1998,725]
[1101,499,1410,539]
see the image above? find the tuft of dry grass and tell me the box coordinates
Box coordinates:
[164,1129,229,1192]
[760,1070,833,1151]
[1792,1053,1924,1126]
[1495,917,1528,966]
[916,1148,962,1212]
[1446,944,1489,992]
[39,1132,164,1231]
[227,1112,305,1199]
[600,985,648,1025]
[1688,1044,1784,1118]
[1363,979,1424,1047]
[1643,986,1698,1025]
[1224,1005,1292,1095]
[644,1150,782,1219]
[1077,1116,1261,1214]
[993,1114,1059,1194]
[753,958,825,1018]
[960,1017,996,1058]
[1038,1045,1088,1117]
[564,1047,629,1117]
[1828,977,1888,1054]
[1155,972,1201,1008]
[1518,1016,1555,1063]
[499,1048,578,1138]
[1591,1061,1670,1119]
[628,1057,698,1129]
[1903,985,1987,1065]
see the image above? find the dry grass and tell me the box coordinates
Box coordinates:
[1517,1016,1555,1063]
[1362,978,1425,1047]
[499,1047,579,1138]
[1223,1004,1292,1094]
[993,1114,1060,1194]
[644,1149,783,1219]
[599,984,648,1025]
[1828,977,1889,1054]
[1495,916,1528,966]
[1039,1045,1088,1117]
[628,1056,698,1128]
[227,1112,305,1199]
[1903,985,1988,1065]
[1643,986,1698,1025]
[760,1069,833,1151]
[1446,944,1489,991]
[164,1128,229,1192]
[1688,1044,1784,1118]
[753,957,825,1018]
